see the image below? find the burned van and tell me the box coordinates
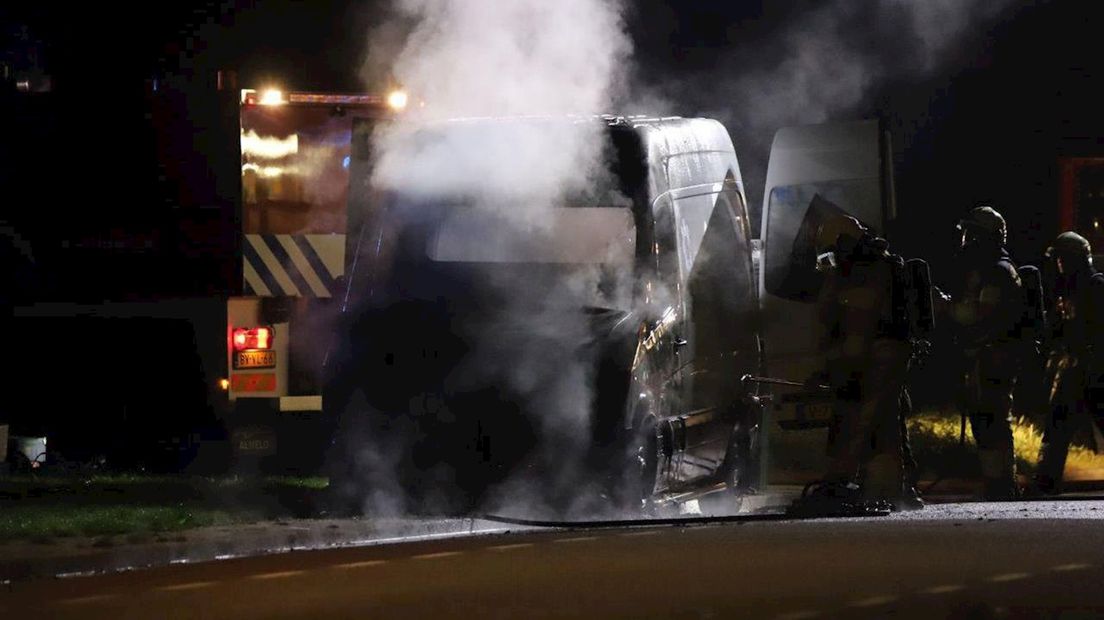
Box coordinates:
[323,116,762,515]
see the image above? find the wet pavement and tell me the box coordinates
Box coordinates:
[3,497,1104,618]
[3,484,1099,583]
[0,483,795,583]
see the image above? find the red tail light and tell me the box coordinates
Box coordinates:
[232,327,273,351]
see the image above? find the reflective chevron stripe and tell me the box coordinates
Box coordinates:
[242,234,345,297]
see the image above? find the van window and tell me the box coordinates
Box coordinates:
[427,207,635,264]
[762,178,881,299]
[652,195,681,306]
[674,193,711,278]
[708,182,754,308]
[358,190,638,311]
[686,181,758,404]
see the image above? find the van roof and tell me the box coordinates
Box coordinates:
[403,114,694,127]
[402,114,734,152]
[370,114,740,200]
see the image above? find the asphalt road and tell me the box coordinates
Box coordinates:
[4,500,1104,619]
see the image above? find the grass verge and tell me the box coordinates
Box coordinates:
[0,475,327,544]
[0,505,239,543]
[768,409,1104,485]
[909,410,1104,480]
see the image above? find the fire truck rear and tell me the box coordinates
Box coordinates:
[222,86,403,470]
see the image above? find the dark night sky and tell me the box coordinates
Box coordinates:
[4,0,1104,285]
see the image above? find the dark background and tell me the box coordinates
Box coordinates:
[2,0,1103,296]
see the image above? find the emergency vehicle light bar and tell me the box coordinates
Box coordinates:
[241,88,391,107]
[241,89,286,106]
[288,93,385,105]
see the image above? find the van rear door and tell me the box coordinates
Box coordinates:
[757,119,895,485]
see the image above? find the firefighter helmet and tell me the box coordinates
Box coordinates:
[1046,231,1093,273]
[814,213,868,256]
[1046,231,1092,260]
[957,206,1007,246]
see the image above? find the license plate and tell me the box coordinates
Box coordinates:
[231,427,276,456]
[234,350,276,369]
[796,401,834,422]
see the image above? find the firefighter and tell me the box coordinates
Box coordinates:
[799,209,916,512]
[1034,232,1104,494]
[944,206,1023,500]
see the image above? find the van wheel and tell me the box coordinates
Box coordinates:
[720,423,754,514]
[622,418,660,515]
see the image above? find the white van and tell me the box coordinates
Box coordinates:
[758,120,899,484]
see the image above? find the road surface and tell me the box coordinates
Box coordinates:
[4,500,1104,618]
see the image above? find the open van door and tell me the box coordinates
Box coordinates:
[757,119,896,485]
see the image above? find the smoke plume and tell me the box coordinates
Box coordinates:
[371,0,631,203]
[662,0,1020,217]
[340,0,1020,518]
[344,0,636,518]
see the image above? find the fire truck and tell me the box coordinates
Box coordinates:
[7,73,406,473]
[213,83,407,470]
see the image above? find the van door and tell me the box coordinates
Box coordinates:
[667,179,757,485]
[646,193,691,491]
[757,119,895,484]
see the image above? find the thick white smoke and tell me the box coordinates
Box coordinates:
[342,0,1018,518]
[389,0,630,118]
[371,0,631,202]
[347,0,636,518]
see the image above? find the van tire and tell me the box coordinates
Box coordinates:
[619,417,660,515]
[720,419,757,513]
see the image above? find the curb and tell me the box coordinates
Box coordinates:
[0,517,518,583]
